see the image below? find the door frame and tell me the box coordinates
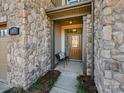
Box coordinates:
[64,28,82,61]
[51,16,86,69]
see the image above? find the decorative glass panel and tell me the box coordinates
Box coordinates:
[65,28,82,34]
[71,36,79,48]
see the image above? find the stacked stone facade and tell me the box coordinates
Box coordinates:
[94,0,124,93]
[86,14,92,75]
[0,0,53,88]
[22,0,53,88]
[0,0,124,92]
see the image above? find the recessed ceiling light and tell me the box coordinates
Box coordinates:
[69,21,72,24]
[72,29,76,32]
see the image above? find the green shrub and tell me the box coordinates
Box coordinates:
[45,79,55,89]
[31,79,55,90]
[31,81,44,90]
[76,81,87,93]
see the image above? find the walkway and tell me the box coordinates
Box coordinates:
[0,82,10,93]
[0,61,83,93]
[50,61,83,93]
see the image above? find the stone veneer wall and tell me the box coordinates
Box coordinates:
[0,0,53,88]
[94,0,124,93]
[23,0,53,88]
[86,14,92,75]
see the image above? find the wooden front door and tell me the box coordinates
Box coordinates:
[68,34,82,60]
[65,28,82,60]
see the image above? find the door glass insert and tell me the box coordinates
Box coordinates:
[71,35,79,48]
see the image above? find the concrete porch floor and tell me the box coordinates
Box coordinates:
[0,61,83,93]
[0,82,10,93]
[55,61,83,75]
[50,61,83,93]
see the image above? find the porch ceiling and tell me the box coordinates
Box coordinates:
[46,0,91,20]
[56,16,82,26]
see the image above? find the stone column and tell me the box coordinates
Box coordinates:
[20,0,53,88]
[94,0,124,93]
[86,14,92,76]
[0,0,53,89]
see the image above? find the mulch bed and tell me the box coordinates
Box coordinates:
[77,75,98,93]
[29,70,61,93]
[4,70,61,93]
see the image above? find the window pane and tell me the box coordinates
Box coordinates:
[5,29,8,36]
[67,0,79,4]
[0,29,9,37]
[71,36,79,48]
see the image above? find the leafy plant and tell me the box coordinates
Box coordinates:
[31,79,55,90]
[31,81,44,90]
[75,81,88,93]
[45,79,55,89]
